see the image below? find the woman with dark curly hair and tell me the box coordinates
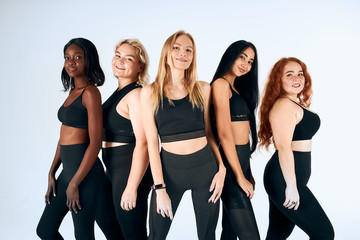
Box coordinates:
[36,38,118,240]
[210,40,260,240]
[258,57,334,239]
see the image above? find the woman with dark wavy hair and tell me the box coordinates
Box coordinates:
[258,57,334,239]
[37,38,120,240]
[210,40,260,240]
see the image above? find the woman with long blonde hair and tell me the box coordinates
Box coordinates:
[258,57,334,239]
[141,30,226,240]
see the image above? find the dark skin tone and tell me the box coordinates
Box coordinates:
[45,44,103,214]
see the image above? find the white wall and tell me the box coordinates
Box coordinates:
[0,0,359,239]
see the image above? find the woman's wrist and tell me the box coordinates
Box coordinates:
[151,183,166,190]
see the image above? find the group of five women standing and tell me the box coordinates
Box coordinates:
[37,30,334,240]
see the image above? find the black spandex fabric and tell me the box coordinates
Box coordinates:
[37,144,105,240]
[227,83,250,122]
[102,82,141,143]
[102,144,152,240]
[58,87,88,129]
[95,172,124,240]
[219,143,260,240]
[289,100,321,141]
[155,96,206,142]
[148,145,219,240]
[264,151,334,239]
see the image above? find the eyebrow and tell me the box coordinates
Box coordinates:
[285,70,303,74]
[115,51,136,58]
[65,51,84,55]
[174,43,193,49]
[241,52,254,61]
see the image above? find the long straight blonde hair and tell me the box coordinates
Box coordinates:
[151,30,204,112]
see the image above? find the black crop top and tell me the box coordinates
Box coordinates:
[155,95,206,143]
[290,100,321,141]
[102,82,141,143]
[58,86,88,129]
[228,83,250,121]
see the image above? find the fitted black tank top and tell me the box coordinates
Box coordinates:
[155,95,206,143]
[102,82,141,143]
[58,86,88,129]
[290,99,321,141]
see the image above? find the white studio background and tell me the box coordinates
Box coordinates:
[0,0,359,239]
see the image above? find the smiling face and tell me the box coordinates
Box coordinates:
[281,61,305,98]
[112,43,142,80]
[64,44,85,79]
[169,35,194,70]
[229,47,255,77]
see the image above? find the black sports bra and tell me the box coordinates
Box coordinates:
[102,82,141,143]
[155,95,206,143]
[290,99,321,141]
[228,83,250,121]
[58,86,88,129]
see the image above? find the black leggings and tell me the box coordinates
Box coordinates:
[148,144,219,240]
[37,143,105,240]
[95,172,123,240]
[264,151,334,240]
[102,144,152,240]
[219,143,260,240]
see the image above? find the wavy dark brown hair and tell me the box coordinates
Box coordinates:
[258,57,313,150]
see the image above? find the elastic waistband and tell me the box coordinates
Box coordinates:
[161,144,215,169]
[103,131,135,143]
[160,129,206,143]
[60,143,88,149]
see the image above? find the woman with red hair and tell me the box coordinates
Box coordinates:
[258,57,334,239]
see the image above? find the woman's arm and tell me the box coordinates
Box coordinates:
[269,98,301,210]
[200,81,226,203]
[211,79,254,198]
[120,88,149,211]
[66,86,103,213]
[140,85,173,220]
[45,140,62,204]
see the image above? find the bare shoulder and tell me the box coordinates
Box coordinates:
[211,78,228,89]
[270,98,299,120]
[140,83,153,99]
[83,85,101,100]
[198,81,210,94]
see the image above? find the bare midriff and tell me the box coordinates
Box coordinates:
[59,125,89,145]
[290,140,312,152]
[231,121,250,145]
[102,141,129,148]
[162,136,208,155]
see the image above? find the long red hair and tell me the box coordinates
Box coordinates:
[258,57,313,150]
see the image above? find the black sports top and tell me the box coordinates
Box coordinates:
[155,95,206,143]
[102,82,141,143]
[58,86,88,129]
[290,99,321,141]
[227,82,250,121]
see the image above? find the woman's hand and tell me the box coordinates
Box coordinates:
[283,184,300,210]
[66,182,81,213]
[208,168,226,203]
[45,175,57,204]
[250,174,256,191]
[237,176,254,199]
[120,186,137,211]
[156,189,173,220]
